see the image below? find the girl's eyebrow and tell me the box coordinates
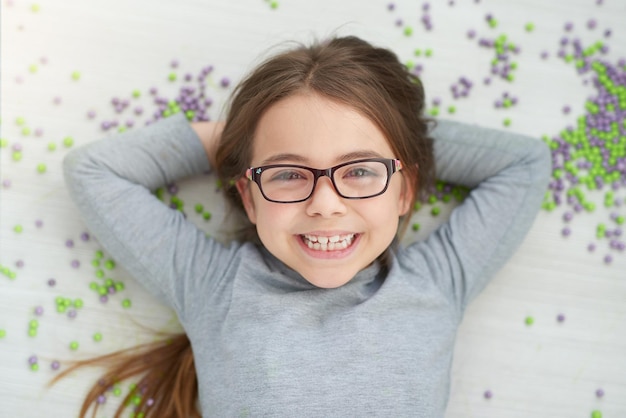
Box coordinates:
[260,150,384,166]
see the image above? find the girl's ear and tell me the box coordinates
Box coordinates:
[397,173,416,217]
[236,178,257,224]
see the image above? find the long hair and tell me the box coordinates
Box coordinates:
[53,36,434,418]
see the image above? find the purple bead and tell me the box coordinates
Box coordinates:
[28,355,38,365]
[170,60,179,68]
[80,232,90,241]
[99,295,108,303]
[51,360,60,370]
[71,260,80,269]
[12,143,22,152]
[34,128,43,136]
[34,306,44,316]
[146,398,154,406]
[564,22,573,32]
[47,278,56,287]
[87,110,96,119]
[588,243,596,252]
[53,96,62,105]
[563,105,571,114]
[467,29,476,39]
[65,239,74,248]
[562,227,571,237]
[484,390,493,399]
[15,260,24,268]
[2,179,10,188]
[97,395,106,404]
[587,19,597,29]
[35,219,43,228]
[540,51,549,59]
[220,77,230,88]
[387,3,395,11]
[596,388,604,398]
[134,106,143,115]
[557,313,565,322]
[67,309,77,319]
[149,87,158,95]
[603,254,612,264]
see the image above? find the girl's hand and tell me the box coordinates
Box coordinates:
[191,121,224,167]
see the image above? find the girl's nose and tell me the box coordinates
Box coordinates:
[305,176,348,217]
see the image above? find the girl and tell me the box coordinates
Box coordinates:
[61,36,551,417]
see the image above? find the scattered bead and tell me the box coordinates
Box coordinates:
[557,313,565,322]
[484,390,493,399]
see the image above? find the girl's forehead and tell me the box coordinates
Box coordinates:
[251,93,395,165]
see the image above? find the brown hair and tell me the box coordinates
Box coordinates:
[52,35,434,418]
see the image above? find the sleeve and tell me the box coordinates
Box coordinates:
[63,113,237,319]
[407,119,552,314]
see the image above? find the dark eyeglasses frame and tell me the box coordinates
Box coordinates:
[245,158,403,203]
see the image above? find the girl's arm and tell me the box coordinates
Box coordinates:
[407,119,552,313]
[63,114,234,317]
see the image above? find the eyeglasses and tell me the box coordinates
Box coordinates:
[245,158,403,203]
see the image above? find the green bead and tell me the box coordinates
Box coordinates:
[104,259,116,270]
[431,206,441,216]
[403,27,413,37]
[91,259,100,268]
[12,151,22,161]
[503,118,511,127]
[14,225,23,233]
[168,72,177,82]
[195,204,204,214]
[591,410,602,418]
[525,316,534,326]
[74,299,83,308]
[21,127,31,136]
[93,332,103,342]
[488,18,497,28]
[269,0,278,9]
[16,117,26,126]
[413,202,422,211]
[412,223,420,232]
[29,319,38,329]
[47,142,56,151]
[95,269,104,279]
[202,212,212,221]
[616,216,624,225]
[429,107,439,116]
[425,49,433,57]
[525,22,534,32]
[71,71,81,80]
[69,341,79,350]
[63,137,74,147]
[31,4,40,12]
[0,138,8,147]
[0,329,6,338]
[36,163,47,173]
[28,328,37,337]
[31,363,39,371]
[447,106,456,114]
[132,89,141,98]
[94,250,104,259]
[414,49,422,57]
[114,281,125,291]
[113,387,122,397]
[89,282,98,290]
[97,286,108,296]
[122,299,132,308]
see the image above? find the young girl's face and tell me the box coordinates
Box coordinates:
[237,93,413,288]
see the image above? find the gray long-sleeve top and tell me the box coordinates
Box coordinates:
[63,113,551,417]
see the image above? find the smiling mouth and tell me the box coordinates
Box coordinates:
[300,233,357,251]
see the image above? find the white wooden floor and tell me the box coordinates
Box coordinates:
[1,0,625,417]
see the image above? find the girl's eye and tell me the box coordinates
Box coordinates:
[268,169,308,182]
[344,167,376,178]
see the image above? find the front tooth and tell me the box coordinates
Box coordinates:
[318,236,328,244]
[329,235,340,243]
